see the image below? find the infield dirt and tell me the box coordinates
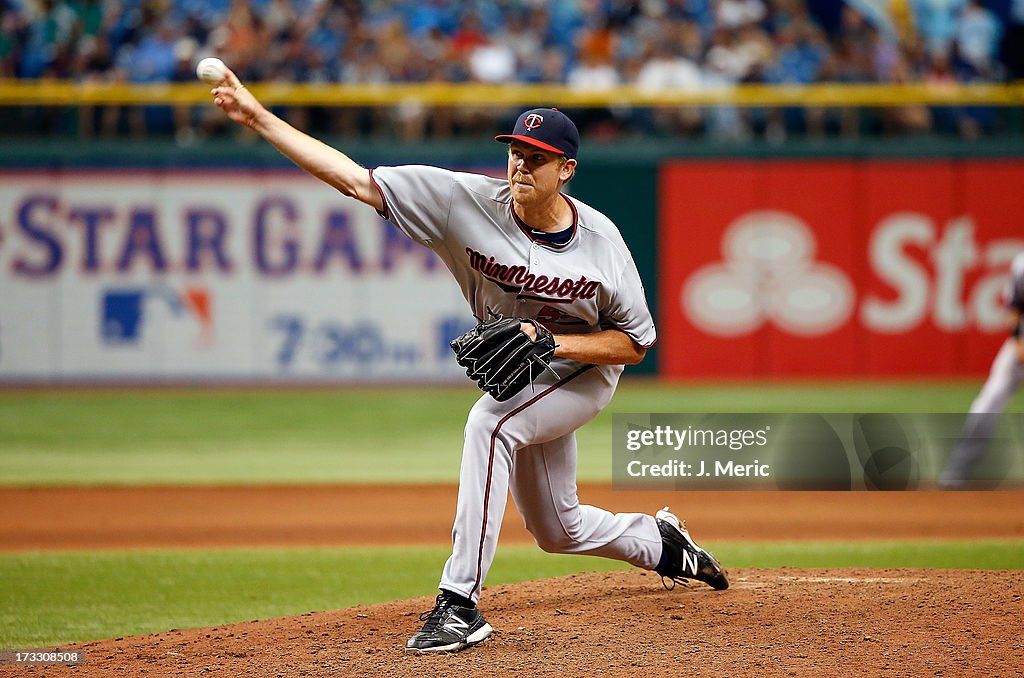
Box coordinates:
[5,568,1023,677]
[1,485,1022,550]
[1,487,1022,677]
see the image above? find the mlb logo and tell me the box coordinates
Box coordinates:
[101,286,213,345]
[102,290,145,342]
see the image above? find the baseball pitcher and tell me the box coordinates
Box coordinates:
[209,69,728,654]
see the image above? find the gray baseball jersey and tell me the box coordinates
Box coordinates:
[372,165,655,347]
[940,250,1024,487]
[371,164,662,601]
[1007,251,1024,320]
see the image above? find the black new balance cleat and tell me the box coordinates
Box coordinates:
[654,507,729,591]
[405,592,493,653]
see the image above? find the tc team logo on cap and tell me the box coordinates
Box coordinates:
[494,107,580,159]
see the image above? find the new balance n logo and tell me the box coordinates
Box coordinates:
[681,551,699,576]
[443,616,470,634]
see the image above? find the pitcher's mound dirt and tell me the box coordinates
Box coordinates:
[12,568,1023,678]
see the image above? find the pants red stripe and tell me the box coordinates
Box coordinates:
[471,365,596,598]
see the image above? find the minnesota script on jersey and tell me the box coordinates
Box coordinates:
[370,165,656,353]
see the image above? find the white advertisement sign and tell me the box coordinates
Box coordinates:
[0,169,476,382]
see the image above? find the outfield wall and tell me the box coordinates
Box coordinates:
[0,168,474,382]
[659,160,1024,378]
[0,139,1021,382]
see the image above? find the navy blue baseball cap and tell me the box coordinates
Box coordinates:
[495,107,579,160]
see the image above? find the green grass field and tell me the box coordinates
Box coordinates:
[1,381,1021,649]
[3,540,1022,648]
[0,380,1003,485]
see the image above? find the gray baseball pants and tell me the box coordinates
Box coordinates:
[438,361,662,602]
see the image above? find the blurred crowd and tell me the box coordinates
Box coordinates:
[2,0,1022,142]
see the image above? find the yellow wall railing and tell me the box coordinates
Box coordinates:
[2,80,1024,107]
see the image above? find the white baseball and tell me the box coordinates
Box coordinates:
[196,57,229,85]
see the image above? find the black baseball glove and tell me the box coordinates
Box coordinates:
[450,314,557,402]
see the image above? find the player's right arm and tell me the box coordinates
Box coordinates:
[210,69,382,212]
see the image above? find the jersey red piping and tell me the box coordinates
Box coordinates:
[509,195,578,249]
[368,168,389,220]
[472,364,597,598]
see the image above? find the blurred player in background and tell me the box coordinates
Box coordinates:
[939,251,1024,488]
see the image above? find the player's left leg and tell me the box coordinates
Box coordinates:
[436,363,613,604]
[409,363,614,653]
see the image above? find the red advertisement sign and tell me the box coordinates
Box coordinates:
[659,160,1024,378]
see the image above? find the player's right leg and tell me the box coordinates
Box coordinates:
[509,434,661,568]
[651,507,729,590]
[509,434,728,590]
